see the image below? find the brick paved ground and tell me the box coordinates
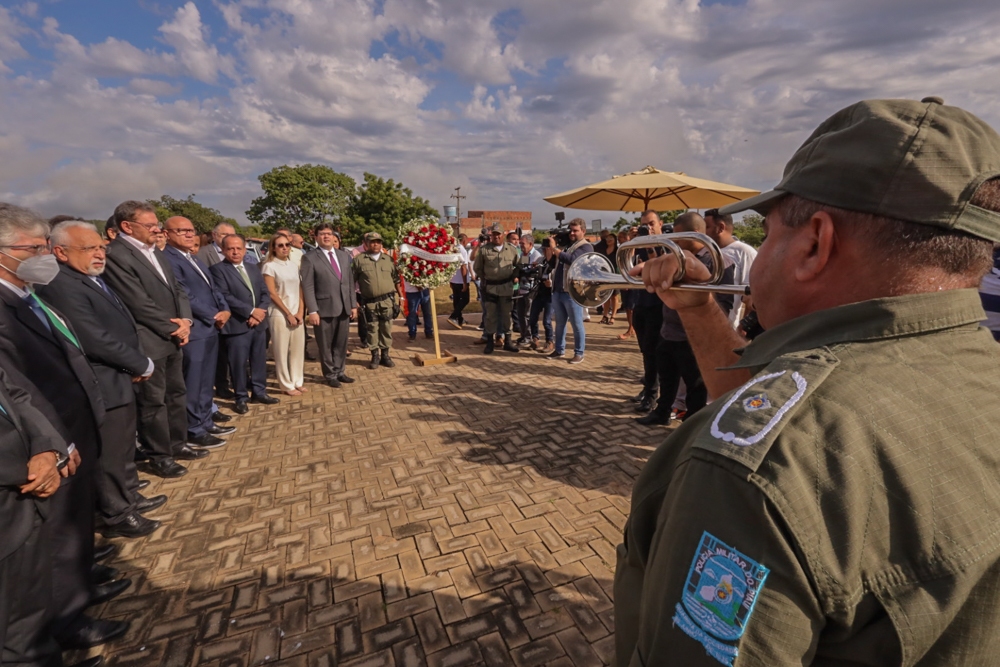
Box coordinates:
[76,315,674,667]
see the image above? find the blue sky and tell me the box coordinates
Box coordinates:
[1,0,999,227]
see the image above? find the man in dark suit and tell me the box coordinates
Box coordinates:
[210,235,279,414]
[162,216,236,449]
[103,201,210,478]
[0,364,92,667]
[41,221,166,537]
[301,224,357,388]
[0,203,129,651]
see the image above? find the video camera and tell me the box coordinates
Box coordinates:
[542,212,572,250]
[513,262,546,300]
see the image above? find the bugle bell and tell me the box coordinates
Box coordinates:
[565,232,750,308]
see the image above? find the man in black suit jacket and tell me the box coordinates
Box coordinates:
[0,203,128,651]
[0,364,74,666]
[210,235,279,414]
[162,216,235,448]
[301,224,357,387]
[102,201,209,478]
[40,220,165,538]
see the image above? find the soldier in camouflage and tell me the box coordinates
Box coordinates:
[351,232,403,370]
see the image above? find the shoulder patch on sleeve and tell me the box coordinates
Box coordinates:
[672,531,770,666]
[693,350,839,472]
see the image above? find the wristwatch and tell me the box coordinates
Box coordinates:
[54,451,69,470]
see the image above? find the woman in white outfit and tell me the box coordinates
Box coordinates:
[261,233,306,395]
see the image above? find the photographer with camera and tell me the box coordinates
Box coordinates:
[514,234,543,346]
[545,217,592,364]
[473,229,521,354]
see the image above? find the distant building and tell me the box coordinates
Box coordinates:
[453,211,532,237]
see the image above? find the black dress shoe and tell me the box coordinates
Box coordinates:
[328,378,341,388]
[136,479,150,491]
[69,656,105,667]
[635,412,671,426]
[100,512,162,539]
[234,400,249,414]
[88,578,132,607]
[211,411,232,423]
[91,562,120,585]
[94,542,117,562]
[630,389,646,403]
[635,394,657,413]
[337,374,355,383]
[207,424,237,436]
[187,434,226,449]
[216,388,235,399]
[250,394,280,405]
[146,458,187,478]
[58,615,130,649]
[133,447,152,462]
[175,444,210,460]
[135,494,168,513]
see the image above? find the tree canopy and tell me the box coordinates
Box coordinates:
[734,213,765,248]
[246,164,357,236]
[148,194,239,235]
[345,173,438,245]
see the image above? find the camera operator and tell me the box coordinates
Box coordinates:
[514,234,543,346]
[545,217,592,364]
[473,229,521,354]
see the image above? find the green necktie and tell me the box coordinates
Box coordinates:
[31,294,81,349]
[236,264,255,306]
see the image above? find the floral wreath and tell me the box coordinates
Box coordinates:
[396,216,461,289]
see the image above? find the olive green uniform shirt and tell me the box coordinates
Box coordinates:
[473,244,520,298]
[614,290,1000,667]
[352,252,400,301]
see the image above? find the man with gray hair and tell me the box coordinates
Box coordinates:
[616,98,1000,665]
[40,220,165,539]
[0,203,129,653]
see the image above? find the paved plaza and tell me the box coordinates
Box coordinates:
[81,318,670,667]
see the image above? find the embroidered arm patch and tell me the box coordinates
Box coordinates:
[673,532,770,667]
[694,351,839,472]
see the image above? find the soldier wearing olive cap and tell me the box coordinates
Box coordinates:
[473,228,521,354]
[614,97,1000,666]
[351,232,403,369]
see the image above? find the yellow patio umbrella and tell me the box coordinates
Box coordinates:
[544,165,760,211]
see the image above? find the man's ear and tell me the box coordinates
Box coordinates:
[793,210,836,282]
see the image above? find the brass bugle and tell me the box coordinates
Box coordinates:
[566,232,750,308]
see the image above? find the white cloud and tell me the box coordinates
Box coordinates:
[4,0,1000,228]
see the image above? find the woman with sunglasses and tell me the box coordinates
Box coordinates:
[261,233,306,395]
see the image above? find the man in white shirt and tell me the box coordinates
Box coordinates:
[705,208,758,327]
[447,234,471,329]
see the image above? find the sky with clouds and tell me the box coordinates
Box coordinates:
[1,0,999,228]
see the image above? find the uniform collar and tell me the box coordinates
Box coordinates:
[727,289,986,371]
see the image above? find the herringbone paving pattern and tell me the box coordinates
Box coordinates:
[80,318,672,666]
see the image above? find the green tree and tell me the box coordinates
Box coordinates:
[612,210,682,233]
[734,213,765,248]
[345,173,438,246]
[148,194,239,234]
[246,164,357,236]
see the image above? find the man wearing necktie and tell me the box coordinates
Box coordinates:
[103,200,207,479]
[40,220,166,540]
[162,216,236,449]
[0,203,129,654]
[210,234,279,414]
[301,223,357,388]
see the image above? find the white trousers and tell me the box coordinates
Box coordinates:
[269,314,305,391]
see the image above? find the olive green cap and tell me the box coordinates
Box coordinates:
[720,97,1000,241]
[364,231,383,242]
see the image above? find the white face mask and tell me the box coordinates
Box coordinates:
[0,251,60,285]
